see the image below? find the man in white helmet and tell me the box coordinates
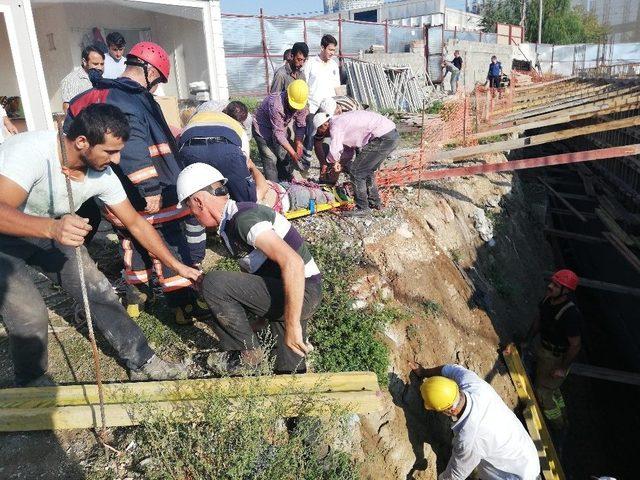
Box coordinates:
[175,163,322,375]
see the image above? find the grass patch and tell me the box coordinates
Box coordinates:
[425,100,444,115]
[478,134,508,145]
[449,248,462,264]
[231,96,261,113]
[421,299,442,317]
[308,232,396,386]
[88,375,361,480]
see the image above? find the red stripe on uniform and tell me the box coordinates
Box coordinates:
[69,89,110,117]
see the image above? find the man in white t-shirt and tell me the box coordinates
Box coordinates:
[0,103,201,386]
[103,32,127,79]
[410,362,540,480]
[302,34,341,114]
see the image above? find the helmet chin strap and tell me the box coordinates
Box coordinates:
[125,58,164,91]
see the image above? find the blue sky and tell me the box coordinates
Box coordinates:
[220,0,467,16]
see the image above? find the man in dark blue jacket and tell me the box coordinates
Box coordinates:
[65,42,209,325]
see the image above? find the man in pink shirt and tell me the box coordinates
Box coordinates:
[314,110,399,217]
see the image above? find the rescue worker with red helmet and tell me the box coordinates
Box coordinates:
[523,269,582,433]
[64,42,209,325]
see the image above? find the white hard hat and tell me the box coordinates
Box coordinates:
[318,97,337,114]
[176,162,227,208]
[313,111,332,131]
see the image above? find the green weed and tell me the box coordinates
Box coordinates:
[230,96,261,113]
[426,100,444,115]
[421,299,442,317]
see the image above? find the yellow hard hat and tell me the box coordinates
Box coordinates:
[287,79,309,110]
[420,376,459,411]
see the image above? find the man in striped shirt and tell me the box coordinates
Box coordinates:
[176,163,322,375]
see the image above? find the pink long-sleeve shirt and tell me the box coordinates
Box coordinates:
[327,110,396,163]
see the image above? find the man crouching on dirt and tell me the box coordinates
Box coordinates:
[0,104,200,386]
[175,163,322,375]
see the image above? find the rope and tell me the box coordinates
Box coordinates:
[55,117,108,439]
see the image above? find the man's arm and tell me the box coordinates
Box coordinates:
[0,175,92,245]
[438,441,482,480]
[3,116,18,135]
[270,70,285,94]
[268,97,299,161]
[108,198,202,283]
[254,230,308,357]
[557,336,581,376]
[247,159,270,202]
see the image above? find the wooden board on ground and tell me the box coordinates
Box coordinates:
[569,363,640,386]
[0,371,382,431]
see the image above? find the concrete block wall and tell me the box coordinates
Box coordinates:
[361,52,427,79]
[443,39,515,91]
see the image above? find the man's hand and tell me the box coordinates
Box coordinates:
[144,194,162,214]
[333,161,342,173]
[294,140,303,158]
[409,361,427,379]
[4,118,18,135]
[284,323,311,357]
[49,214,92,246]
[175,264,203,287]
[552,368,567,379]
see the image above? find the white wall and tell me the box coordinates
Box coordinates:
[444,39,514,90]
[0,13,20,97]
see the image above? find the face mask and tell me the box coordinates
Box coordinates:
[88,68,103,84]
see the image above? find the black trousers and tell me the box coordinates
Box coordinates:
[0,235,154,385]
[350,129,399,210]
[202,270,322,373]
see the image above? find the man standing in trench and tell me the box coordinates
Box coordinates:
[0,104,198,386]
[523,269,582,435]
[410,362,540,479]
[174,163,322,375]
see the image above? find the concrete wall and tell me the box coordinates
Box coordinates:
[443,39,514,90]
[0,13,20,97]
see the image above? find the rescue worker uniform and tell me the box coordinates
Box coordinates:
[64,77,206,319]
[534,297,582,430]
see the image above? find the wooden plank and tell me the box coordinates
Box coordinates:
[503,345,565,480]
[543,228,607,243]
[0,390,382,431]
[596,208,637,246]
[569,363,640,386]
[539,178,588,223]
[603,231,640,273]
[436,115,640,163]
[0,372,380,409]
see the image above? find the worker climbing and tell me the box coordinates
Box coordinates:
[409,361,540,480]
[522,269,582,441]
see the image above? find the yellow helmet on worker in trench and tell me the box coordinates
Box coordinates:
[287,79,309,110]
[420,376,459,411]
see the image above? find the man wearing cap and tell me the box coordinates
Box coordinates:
[410,362,540,480]
[523,269,582,432]
[253,79,309,182]
[314,110,399,216]
[65,42,210,325]
[175,163,322,375]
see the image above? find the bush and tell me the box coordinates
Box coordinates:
[308,233,395,386]
[89,376,361,480]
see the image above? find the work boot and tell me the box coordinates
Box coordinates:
[206,349,264,377]
[174,298,212,325]
[124,283,150,319]
[341,207,372,218]
[129,354,188,381]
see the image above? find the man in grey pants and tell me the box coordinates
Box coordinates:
[314,110,399,217]
[442,60,460,95]
[0,104,200,386]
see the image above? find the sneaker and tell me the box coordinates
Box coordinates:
[175,299,212,325]
[129,354,188,381]
[341,207,372,218]
[206,349,263,376]
[20,374,56,388]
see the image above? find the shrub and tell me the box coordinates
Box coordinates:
[308,233,394,386]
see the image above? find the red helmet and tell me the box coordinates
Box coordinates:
[551,269,579,291]
[127,42,170,81]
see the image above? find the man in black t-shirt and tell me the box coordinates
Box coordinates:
[523,269,582,431]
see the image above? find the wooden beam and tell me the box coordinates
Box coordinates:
[569,363,640,386]
[543,228,607,243]
[0,372,379,409]
[503,345,565,480]
[603,231,640,273]
[436,115,640,163]
[596,208,638,247]
[539,178,588,223]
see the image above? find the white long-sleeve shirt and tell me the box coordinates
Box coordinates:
[302,55,340,114]
[438,365,540,480]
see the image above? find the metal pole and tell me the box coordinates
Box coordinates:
[384,20,389,53]
[338,14,343,66]
[259,8,270,94]
[537,0,543,44]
